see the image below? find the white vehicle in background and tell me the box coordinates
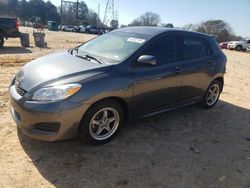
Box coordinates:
[61,25,76,32]
[227,39,250,51]
[247,46,250,51]
[78,25,86,33]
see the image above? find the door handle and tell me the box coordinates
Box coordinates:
[175,66,181,70]
[174,66,181,74]
[208,59,213,64]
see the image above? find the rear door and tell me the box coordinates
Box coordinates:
[0,18,16,34]
[132,34,183,116]
[180,35,215,101]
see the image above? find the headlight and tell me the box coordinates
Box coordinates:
[32,83,81,101]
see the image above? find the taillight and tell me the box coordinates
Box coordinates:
[15,19,20,29]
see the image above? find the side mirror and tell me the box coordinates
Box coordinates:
[137,55,157,66]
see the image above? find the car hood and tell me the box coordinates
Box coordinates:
[15,51,113,92]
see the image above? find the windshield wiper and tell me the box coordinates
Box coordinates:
[74,54,105,64]
[74,54,89,61]
[85,54,105,64]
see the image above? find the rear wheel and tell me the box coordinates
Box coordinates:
[201,80,222,109]
[0,36,4,48]
[79,99,124,144]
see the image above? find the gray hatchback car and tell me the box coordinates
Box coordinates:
[9,27,226,144]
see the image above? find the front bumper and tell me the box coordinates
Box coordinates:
[9,85,90,141]
[227,44,236,49]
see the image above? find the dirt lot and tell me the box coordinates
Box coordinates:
[0,27,250,188]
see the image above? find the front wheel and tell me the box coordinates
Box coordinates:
[201,80,222,109]
[236,45,242,51]
[79,100,124,144]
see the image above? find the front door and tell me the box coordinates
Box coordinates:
[132,35,183,116]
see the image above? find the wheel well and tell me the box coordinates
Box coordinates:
[85,97,130,123]
[214,77,224,91]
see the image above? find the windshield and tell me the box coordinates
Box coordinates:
[240,39,247,42]
[77,30,150,64]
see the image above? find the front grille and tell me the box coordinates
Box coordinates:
[14,78,27,96]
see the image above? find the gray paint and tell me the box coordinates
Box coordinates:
[9,27,227,141]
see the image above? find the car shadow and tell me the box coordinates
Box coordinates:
[18,100,250,187]
[0,46,32,54]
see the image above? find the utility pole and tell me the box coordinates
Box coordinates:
[112,0,114,20]
[60,0,63,24]
[103,0,115,27]
[98,3,100,20]
[103,0,109,25]
[76,0,79,25]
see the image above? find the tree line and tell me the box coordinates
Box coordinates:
[0,1,243,42]
[0,0,101,26]
[123,12,243,42]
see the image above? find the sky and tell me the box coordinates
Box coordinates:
[51,0,250,37]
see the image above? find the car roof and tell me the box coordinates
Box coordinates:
[118,26,212,38]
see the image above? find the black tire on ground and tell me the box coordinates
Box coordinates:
[236,45,242,51]
[201,80,222,109]
[0,36,4,48]
[79,99,124,145]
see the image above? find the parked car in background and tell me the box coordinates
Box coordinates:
[9,27,226,144]
[247,46,250,51]
[73,25,86,33]
[85,25,103,35]
[227,39,250,51]
[78,25,86,33]
[0,17,21,48]
[58,24,65,30]
[47,21,58,31]
[62,25,76,32]
[74,26,80,32]
[219,42,228,49]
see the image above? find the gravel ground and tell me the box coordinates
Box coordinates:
[0,27,250,188]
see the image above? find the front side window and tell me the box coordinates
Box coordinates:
[183,37,207,60]
[146,35,179,65]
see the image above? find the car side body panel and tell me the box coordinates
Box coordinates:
[9,27,227,141]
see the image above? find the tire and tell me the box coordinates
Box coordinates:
[201,80,222,109]
[79,99,124,145]
[0,36,4,48]
[236,45,242,51]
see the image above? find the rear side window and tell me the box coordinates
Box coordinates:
[147,35,179,65]
[183,37,207,59]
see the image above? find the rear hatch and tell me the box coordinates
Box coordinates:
[0,17,20,37]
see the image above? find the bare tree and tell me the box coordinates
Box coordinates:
[130,12,161,26]
[182,20,241,42]
[164,23,174,28]
[182,23,197,31]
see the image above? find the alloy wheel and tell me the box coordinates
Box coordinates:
[89,107,120,140]
[206,84,220,106]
